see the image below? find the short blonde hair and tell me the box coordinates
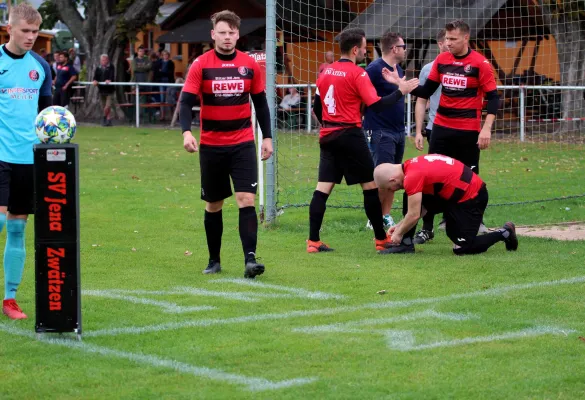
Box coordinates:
[9,3,42,26]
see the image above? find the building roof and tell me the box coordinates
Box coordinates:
[345,0,510,40]
[157,18,265,43]
[156,2,184,25]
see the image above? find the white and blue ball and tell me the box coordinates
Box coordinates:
[35,106,77,144]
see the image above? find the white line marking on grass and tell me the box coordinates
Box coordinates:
[85,275,585,338]
[83,290,216,313]
[172,287,297,301]
[104,288,267,303]
[292,310,475,334]
[93,287,310,303]
[389,326,576,351]
[0,323,317,391]
[211,278,346,300]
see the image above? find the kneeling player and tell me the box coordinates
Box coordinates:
[373,155,518,255]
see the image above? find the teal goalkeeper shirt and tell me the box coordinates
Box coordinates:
[0,45,53,164]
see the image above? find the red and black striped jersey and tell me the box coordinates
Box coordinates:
[316,60,380,140]
[427,49,497,132]
[183,50,264,146]
[403,154,484,203]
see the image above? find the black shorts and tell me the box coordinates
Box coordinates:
[443,185,488,245]
[319,128,374,185]
[429,124,481,174]
[0,161,34,215]
[199,141,258,202]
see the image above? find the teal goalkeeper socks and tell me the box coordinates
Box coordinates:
[4,218,26,300]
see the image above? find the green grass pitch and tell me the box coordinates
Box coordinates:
[1,126,584,399]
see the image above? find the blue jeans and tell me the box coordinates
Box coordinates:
[365,129,405,166]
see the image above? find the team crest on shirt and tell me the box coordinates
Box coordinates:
[238,66,248,76]
[464,64,472,73]
[29,70,39,81]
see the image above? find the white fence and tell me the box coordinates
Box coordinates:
[77,81,585,142]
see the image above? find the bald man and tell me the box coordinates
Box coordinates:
[318,51,335,77]
[373,155,518,255]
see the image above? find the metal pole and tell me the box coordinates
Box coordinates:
[135,84,140,128]
[520,86,525,142]
[251,103,264,216]
[306,83,312,132]
[264,0,277,224]
[406,93,412,136]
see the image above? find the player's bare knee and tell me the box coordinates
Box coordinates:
[235,193,255,208]
[316,182,334,195]
[205,200,223,213]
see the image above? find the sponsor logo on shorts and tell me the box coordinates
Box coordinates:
[441,75,467,89]
[251,182,258,187]
[0,69,7,75]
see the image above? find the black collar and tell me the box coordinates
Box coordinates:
[453,48,472,60]
[214,50,237,61]
[2,44,26,59]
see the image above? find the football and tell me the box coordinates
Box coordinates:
[35,106,77,144]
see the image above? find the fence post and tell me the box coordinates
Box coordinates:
[519,86,525,142]
[264,0,277,224]
[406,93,412,136]
[135,83,140,128]
[306,83,312,133]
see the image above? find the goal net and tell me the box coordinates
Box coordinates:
[269,0,585,225]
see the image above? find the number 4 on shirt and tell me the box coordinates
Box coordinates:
[323,84,336,115]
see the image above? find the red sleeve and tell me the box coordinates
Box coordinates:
[355,70,380,106]
[428,56,441,83]
[251,59,265,95]
[183,58,202,95]
[403,171,424,196]
[478,58,497,92]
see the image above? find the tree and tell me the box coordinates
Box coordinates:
[539,0,585,133]
[39,0,164,117]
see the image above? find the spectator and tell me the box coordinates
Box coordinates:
[52,51,77,108]
[69,48,81,73]
[130,46,151,84]
[318,51,334,77]
[131,46,152,112]
[279,87,300,110]
[159,50,175,85]
[92,54,116,126]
